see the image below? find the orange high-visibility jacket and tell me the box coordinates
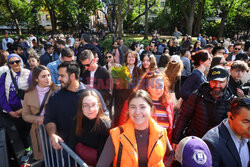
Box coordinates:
[110,118,168,167]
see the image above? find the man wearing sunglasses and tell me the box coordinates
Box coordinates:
[226,43,242,61]
[79,50,112,113]
[203,97,250,167]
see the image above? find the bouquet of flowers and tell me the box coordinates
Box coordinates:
[111,66,132,89]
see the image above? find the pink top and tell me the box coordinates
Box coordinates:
[36,85,50,116]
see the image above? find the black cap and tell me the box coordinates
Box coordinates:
[207,65,229,81]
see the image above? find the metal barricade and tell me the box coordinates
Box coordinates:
[38,124,88,167]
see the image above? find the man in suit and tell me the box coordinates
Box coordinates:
[40,44,54,66]
[226,43,242,61]
[202,97,250,167]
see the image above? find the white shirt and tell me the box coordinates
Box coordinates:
[88,70,96,89]
[2,37,14,50]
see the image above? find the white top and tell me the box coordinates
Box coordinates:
[88,70,96,89]
[2,38,14,50]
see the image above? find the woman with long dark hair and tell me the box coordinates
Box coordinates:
[22,65,58,160]
[69,90,111,166]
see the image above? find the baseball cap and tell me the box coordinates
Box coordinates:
[207,65,229,81]
[175,136,212,167]
[170,55,181,64]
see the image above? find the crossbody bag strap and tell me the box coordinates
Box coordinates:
[36,90,50,116]
[116,126,124,167]
[9,69,19,94]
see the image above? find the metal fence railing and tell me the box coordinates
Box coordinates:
[38,124,88,167]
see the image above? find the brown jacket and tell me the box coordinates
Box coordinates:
[22,84,59,160]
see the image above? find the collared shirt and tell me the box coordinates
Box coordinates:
[225,119,249,167]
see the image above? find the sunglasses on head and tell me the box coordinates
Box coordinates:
[9,60,21,65]
[105,56,112,59]
[82,59,93,68]
[146,70,160,77]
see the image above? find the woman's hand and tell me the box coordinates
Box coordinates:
[16,108,23,117]
[37,116,44,125]
[9,111,19,118]
[50,134,64,150]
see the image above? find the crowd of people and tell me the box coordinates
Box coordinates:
[0,30,249,167]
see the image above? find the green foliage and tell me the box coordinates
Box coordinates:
[99,37,150,52]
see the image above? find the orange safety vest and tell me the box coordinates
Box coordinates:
[110,118,168,167]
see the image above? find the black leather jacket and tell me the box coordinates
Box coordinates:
[172,82,234,144]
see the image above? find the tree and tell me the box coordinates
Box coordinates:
[176,0,197,35]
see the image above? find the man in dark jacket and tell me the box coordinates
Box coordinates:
[228,60,248,97]
[172,66,234,148]
[202,97,250,167]
[40,44,54,66]
[78,34,105,66]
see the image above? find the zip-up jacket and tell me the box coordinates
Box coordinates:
[172,82,234,144]
[110,118,168,167]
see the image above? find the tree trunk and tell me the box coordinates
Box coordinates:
[117,18,124,36]
[186,14,194,35]
[48,6,57,35]
[218,12,228,38]
[144,0,149,40]
[194,0,205,35]
[5,0,22,35]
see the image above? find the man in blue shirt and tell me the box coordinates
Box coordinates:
[203,97,250,167]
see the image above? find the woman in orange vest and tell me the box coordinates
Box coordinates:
[97,90,173,167]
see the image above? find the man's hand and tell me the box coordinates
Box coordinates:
[37,116,44,125]
[237,88,244,97]
[50,134,64,150]
[9,111,19,118]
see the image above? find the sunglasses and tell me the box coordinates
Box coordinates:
[9,60,21,65]
[82,59,93,68]
[234,48,241,51]
[146,70,160,77]
[105,56,112,59]
[220,62,227,66]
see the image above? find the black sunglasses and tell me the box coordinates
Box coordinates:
[82,59,93,68]
[9,60,21,65]
[105,56,112,59]
[146,70,160,77]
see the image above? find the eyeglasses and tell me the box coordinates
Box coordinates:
[146,70,160,77]
[232,97,250,108]
[82,103,99,110]
[9,60,21,65]
[105,56,112,59]
[82,59,93,68]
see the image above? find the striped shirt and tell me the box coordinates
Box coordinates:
[152,100,170,130]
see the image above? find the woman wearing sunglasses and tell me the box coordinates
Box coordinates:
[103,52,121,72]
[22,65,59,161]
[0,53,32,161]
[119,70,174,142]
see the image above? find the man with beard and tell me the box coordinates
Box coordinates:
[44,61,108,149]
[47,47,73,85]
[110,41,124,65]
[172,66,234,149]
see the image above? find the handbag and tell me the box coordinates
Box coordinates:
[9,69,25,100]
[75,142,97,166]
